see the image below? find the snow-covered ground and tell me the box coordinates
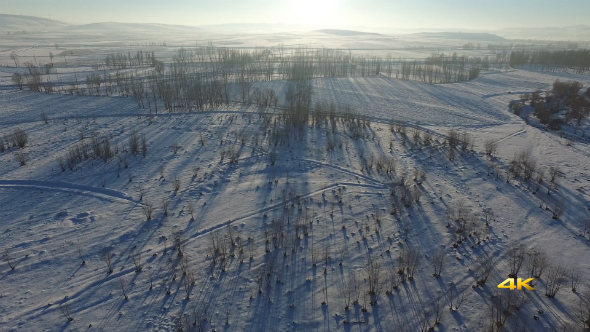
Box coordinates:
[1,33,590,332]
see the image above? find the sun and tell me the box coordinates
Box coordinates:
[284,0,340,27]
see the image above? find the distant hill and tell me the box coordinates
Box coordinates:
[60,22,203,34]
[0,13,69,31]
[495,25,590,41]
[415,32,506,42]
[315,29,380,36]
[197,23,310,33]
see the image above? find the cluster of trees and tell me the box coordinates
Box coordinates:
[56,135,118,171]
[516,80,589,130]
[10,46,494,115]
[55,129,148,172]
[394,52,491,83]
[104,50,159,70]
[510,49,590,74]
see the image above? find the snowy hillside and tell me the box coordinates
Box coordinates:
[0,14,69,31]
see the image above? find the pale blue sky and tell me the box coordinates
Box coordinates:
[1,0,588,30]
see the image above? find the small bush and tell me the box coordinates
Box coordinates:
[161,198,170,216]
[171,141,180,154]
[484,139,497,156]
[447,129,459,148]
[129,130,139,155]
[142,202,154,220]
[173,177,181,193]
[12,128,28,148]
[15,151,26,166]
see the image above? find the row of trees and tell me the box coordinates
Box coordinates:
[510,49,590,74]
[391,52,497,83]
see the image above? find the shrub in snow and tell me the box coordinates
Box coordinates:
[2,248,15,270]
[11,128,28,148]
[129,130,139,155]
[15,151,27,166]
[161,198,170,216]
[101,250,115,274]
[142,202,154,221]
[59,303,74,322]
[447,129,459,148]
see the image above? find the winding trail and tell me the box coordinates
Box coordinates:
[0,180,138,204]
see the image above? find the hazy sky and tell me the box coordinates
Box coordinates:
[1,0,589,30]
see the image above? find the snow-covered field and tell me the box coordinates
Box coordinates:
[1,30,590,332]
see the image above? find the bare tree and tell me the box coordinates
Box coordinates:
[364,258,383,302]
[173,232,185,257]
[142,201,154,220]
[484,138,498,156]
[75,241,86,265]
[171,141,180,154]
[482,207,494,226]
[131,251,142,272]
[446,283,467,311]
[187,201,196,221]
[549,166,560,182]
[431,249,446,278]
[2,248,15,269]
[173,177,181,194]
[12,72,24,90]
[490,293,511,328]
[525,249,548,284]
[569,267,580,292]
[10,52,19,67]
[118,277,129,300]
[341,275,354,310]
[507,242,526,278]
[101,250,115,274]
[474,255,493,286]
[161,198,170,216]
[545,263,566,298]
[551,199,565,219]
[59,303,74,322]
[158,165,165,178]
[431,298,444,326]
[183,271,195,299]
[385,264,400,294]
[535,168,545,191]
[401,247,420,281]
[129,130,139,155]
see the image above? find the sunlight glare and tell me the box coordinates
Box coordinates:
[285,0,340,26]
